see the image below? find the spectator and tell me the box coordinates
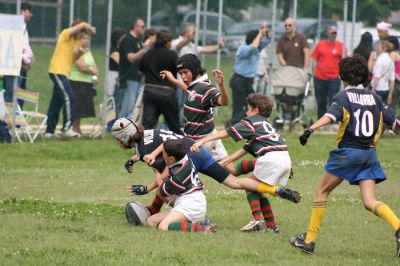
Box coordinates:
[69,32,98,135]
[44,19,96,138]
[108,27,126,116]
[105,27,126,130]
[254,48,269,94]
[276,17,310,71]
[353,32,375,75]
[388,36,400,114]
[371,40,395,105]
[0,79,11,143]
[229,25,269,125]
[118,17,153,119]
[3,2,34,105]
[171,23,225,57]
[131,28,157,125]
[138,30,182,134]
[311,25,346,119]
[374,21,392,52]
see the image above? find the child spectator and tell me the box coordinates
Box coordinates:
[146,139,216,233]
[192,93,299,232]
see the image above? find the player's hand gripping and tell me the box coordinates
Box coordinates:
[128,185,148,195]
[191,141,203,152]
[143,154,156,166]
[299,128,313,146]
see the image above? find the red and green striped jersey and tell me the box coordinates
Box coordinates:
[183,74,221,139]
[160,155,204,197]
[226,114,288,157]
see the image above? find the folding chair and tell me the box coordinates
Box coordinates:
[90,96,116,138]
[5,102,34,143]
[15,89,48,141]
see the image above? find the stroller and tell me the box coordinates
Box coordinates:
[271,65,311,131]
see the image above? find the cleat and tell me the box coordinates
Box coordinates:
[396,228,400,258]
[289,233,315,254]
[266,225,280,234]
[203,223,217,233]
[276,187,301,203]
[240,219,266,232]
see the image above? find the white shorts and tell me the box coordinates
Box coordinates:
[253,151,292,186]
[173,190,206,223]
[201,130,228,161]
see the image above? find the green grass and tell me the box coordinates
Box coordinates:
[1,134,400,265]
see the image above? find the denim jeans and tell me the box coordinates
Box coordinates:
[314,77,341,119]
[119,80,142,119]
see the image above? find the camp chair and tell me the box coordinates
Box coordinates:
[90,96,116,138]
[15,89,48,141]
[5,102,34,143]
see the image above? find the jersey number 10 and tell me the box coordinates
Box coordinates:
[353,109,374,137]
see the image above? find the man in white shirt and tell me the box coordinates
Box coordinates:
[171,23,225,56]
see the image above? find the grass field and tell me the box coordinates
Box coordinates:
[2,45,400,265]
[1,134,400,265]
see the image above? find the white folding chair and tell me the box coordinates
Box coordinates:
[5,102,34,143]
[15,89,48,142]
[90,96,116,138]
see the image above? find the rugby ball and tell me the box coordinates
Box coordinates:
[125,201,151,226]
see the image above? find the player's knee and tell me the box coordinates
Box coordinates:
[362,200,374,212]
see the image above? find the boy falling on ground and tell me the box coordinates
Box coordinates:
[146,139,216,233]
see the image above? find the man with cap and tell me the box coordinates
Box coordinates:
[311,25,346,119]
[3,2,34,104]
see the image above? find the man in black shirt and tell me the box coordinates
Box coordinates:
[118,18,153,119]
[139,30,182,134]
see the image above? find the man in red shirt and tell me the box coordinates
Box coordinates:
[311,25,346,118]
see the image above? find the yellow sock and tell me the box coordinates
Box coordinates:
[257,183,278,197]
[372,201,400,231]
[305,199,327,244]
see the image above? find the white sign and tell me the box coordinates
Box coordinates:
[0,14,24,76]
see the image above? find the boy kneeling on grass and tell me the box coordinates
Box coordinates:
[146,138,216,233]
[192,93,298,233]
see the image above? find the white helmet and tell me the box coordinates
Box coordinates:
[111,118,138,147]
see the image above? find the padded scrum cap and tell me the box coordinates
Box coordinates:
[111,118,137,147]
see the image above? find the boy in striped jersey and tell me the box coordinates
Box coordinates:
[161,53,229,161]
[146,139,216,233]
[192,93,298,232]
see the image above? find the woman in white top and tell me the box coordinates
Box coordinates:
[371,40,395,105]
